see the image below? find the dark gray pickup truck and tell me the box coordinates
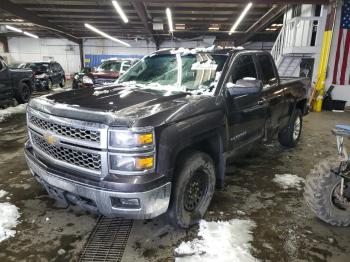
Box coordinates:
[0,56,33,105]
[24,48,309,228]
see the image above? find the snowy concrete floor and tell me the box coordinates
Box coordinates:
[1,100,350,261]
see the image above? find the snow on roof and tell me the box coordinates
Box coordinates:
[0,103,27,123]
[273,174,305,190]
[175,219,257,262]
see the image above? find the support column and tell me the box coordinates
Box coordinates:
[0,35,9,53]
[313,3,338,112]
[78,39,84,70]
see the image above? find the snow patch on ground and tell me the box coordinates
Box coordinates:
[0,202,20,242]
[175,219,257,262]
[273,174,305,190]
[0,103,27,122]
[0,190,8,198]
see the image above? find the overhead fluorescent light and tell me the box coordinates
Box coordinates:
[23,31,39,38]
[5,25,22,33]
[112,0,128,23]
[85,23,130,47]
[175,23,185,30]
[166,8,174,33]
[229,3,253,35]
[209,24,220,31]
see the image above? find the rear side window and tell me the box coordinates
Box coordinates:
[229,55,257,84]
[257,55,278,86]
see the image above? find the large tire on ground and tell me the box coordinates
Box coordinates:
[278,108,302,147]
[15,82,32,104]
[166,150,216,228]
[59,76,66,87]
[304,159,350,226]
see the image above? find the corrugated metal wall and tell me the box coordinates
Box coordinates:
[84,54,143,68]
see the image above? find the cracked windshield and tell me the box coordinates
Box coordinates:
[118,53,227,93]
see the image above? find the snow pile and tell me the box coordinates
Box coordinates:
[273,174,305,190]
[175,219,257,262]
[0,103,27,122]
[0,202,20,242]
[0,190,8,198]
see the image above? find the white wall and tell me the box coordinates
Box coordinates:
[325,2,350,106]
[8,37,81,75]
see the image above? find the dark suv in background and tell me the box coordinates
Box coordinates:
[0,56,33,105]
[27,61,66,90]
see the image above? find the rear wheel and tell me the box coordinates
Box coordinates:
[304,159,350,226]
[15,82,32,104]
[166,150,216,228]
[59,76,66,87]
[278,108,302,147]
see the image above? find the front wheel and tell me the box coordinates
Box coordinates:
[304,159,350,226]
[47,79,54,90]
[166,150,216,228]
[15,82,32,104]
[278,108,302,147]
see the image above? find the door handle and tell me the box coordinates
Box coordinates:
[257,99,265,105]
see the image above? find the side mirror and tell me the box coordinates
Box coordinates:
[226,78,262,96]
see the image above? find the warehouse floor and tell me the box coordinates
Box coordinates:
[1,89,350,261]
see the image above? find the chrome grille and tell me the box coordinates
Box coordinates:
[31,131,101,171]
[30,115,100,143]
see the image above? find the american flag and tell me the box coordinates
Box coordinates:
[333,0,350,85]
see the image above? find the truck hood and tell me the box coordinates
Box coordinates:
[29,84,216,127]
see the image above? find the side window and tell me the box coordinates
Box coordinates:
[0,61,3,71]
[257,55,278,87]
[229,55,257,84]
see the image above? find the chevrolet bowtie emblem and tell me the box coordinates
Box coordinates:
[44,132,59,145]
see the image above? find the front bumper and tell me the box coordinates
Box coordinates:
[24,145,171,219]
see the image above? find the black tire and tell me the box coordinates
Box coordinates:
[47,79,54,90]
[278,108,302,147]
[166,150,216,228]
[59,76,66,87]
[15,82,32,104]
[304,159,350,226]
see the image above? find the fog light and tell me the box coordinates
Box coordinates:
[111,197,140,208]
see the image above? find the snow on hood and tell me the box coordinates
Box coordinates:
[273,174,305,190]
[0,202,20,242]
[175,219,257,262]
[0,103,27,123]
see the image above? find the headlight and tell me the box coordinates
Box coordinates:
[82,75,93,84]
[109,153,154,174]
[109,128,154,149]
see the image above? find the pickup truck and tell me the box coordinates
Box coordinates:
[24,48,309,228]
[0,56,33,105]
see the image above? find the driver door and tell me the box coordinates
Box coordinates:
[225,53,267,150]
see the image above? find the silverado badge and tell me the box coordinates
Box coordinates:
[43,132,59,145]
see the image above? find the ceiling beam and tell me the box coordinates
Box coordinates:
[137,0,330,4]
[130,0,159,47]
[0,0,80,44]
[235,4,286,45]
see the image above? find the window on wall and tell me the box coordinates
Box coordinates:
[314,5,321,17]
[291,4,301,18]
